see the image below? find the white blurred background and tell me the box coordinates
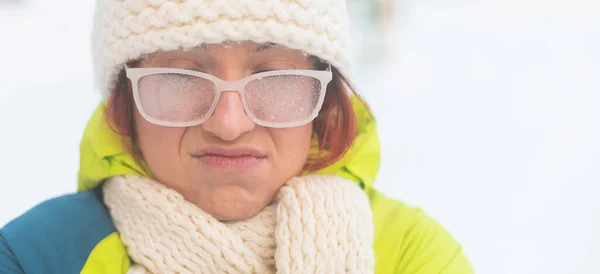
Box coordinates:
[1,1,599,273]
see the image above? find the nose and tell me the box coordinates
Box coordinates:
[202,91,255,141]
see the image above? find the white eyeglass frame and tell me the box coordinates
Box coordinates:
[125,65,333,128]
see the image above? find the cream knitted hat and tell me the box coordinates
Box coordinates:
[92,0,353,99]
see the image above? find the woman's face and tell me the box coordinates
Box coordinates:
[134,42,314,221]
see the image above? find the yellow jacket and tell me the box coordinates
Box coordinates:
[0,98,473,273]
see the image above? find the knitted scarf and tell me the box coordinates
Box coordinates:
[103,175,375,274]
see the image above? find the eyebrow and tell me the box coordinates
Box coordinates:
[246,42,280,55]
[193,42,282,57]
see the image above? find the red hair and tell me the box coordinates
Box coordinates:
[105,63,369,172]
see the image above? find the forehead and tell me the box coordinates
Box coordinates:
[145,41,307,59]
[202,41,290,53]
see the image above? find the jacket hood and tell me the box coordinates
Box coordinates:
[77,96,380,192]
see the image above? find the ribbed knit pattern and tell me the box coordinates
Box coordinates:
[103,175,374,274]
[92,0,353,99]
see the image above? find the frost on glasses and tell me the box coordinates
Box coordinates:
[138,73,216,122]
[136,73,322,125]
[245,75,321,123]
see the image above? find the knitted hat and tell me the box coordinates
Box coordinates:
[92,0,353,99]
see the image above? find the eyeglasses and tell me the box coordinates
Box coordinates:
[125,66,333,128]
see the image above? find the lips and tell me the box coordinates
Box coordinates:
[191,147,266,170]
[192,147,267,158]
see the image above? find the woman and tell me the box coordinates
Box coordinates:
[0,0,473,273]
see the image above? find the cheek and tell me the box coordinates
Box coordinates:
[134,111,185,174]
[270,124,313,167]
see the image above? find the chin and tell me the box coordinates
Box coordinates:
[207,184,267,221]
[214,207,262,221]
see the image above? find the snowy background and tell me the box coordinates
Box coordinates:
[1,1,599,273]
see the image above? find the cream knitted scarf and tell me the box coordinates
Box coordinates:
[103,175,374,274]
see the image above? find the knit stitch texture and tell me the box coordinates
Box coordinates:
[103,175,374,273]
[92,0,353,99]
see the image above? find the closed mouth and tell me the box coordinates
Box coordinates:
[191,147,267,158]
